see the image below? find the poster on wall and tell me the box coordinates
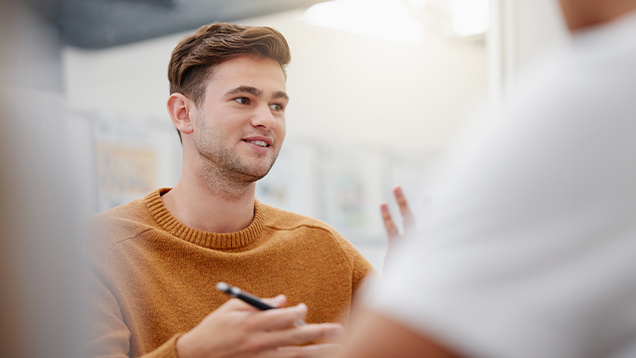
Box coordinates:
[317,142,386,243]
[327,171,367,232]
[93,114,159,212]
[255,140,300,213]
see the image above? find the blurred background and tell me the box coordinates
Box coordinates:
[0,0,567,356]
[57,0,568,269]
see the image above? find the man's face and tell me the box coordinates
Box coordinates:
[192,55,288,183]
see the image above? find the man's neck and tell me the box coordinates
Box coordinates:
[161,169,256,234]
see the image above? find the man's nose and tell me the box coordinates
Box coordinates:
[250,104,276,129]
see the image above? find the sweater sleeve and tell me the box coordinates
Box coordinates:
[86,252,181,358]
[331,232,376,299]
[87,267,181,358]
[86,217,181,358]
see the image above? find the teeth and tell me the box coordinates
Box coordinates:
[247,140,268,147]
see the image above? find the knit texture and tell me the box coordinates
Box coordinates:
[87,188,374,358]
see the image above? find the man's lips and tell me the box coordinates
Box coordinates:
[242,136,273,147]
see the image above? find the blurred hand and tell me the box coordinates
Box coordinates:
[380,186,417,248]
[176,295,343,358]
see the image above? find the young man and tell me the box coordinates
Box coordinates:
[337,0,636,357]
[88,23,373,358]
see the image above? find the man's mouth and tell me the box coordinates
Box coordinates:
[244,140,269,147]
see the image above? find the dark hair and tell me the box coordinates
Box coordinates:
[168,23,291,142]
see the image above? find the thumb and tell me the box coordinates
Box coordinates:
[262,294,287,308]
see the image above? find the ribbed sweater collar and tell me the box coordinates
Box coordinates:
[145,188,265,250]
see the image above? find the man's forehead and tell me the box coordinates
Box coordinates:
[211,56,285,79]
[205,56,287,95]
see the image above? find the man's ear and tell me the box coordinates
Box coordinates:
[167,93,195,136]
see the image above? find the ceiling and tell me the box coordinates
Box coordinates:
[37,0,329,49]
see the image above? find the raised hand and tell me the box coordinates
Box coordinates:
[379,186,417,246]
[175,295,343,358]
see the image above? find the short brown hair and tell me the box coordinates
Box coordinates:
[168,23,291,142]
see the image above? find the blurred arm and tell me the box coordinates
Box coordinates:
[335,306,463,358]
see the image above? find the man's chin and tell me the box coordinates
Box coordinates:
[233,164,275,183]
[211,152,279,183]
[246,167,273,182]
[241,158,278,181]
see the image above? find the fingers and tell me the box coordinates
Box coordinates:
[184,297,341,358]
[262,294,287,308]
[393,186,416,232]
[380,202,399,242]
[250,303,309,331]
[219,298,310,332]
[256,324,344,353]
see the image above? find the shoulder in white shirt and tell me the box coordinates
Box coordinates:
[367,9,636,358]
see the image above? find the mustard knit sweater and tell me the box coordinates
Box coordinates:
[88,188,374,358]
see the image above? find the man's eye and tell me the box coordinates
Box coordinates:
[269,103,284,111]
[234,97,250,105]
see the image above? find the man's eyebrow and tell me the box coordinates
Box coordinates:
[272,91,289,102]
[225,86,289,102]
[225,86,263,97]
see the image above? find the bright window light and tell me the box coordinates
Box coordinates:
[302,0,424,44]
[452,0,489,37]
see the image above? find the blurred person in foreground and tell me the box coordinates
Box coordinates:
[337,0,636,357]
[88,23,373,358]
[1,1,86,358]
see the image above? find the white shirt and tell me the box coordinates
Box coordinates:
[368,10,636,358]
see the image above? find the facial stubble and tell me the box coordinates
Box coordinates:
[193,113,281,186]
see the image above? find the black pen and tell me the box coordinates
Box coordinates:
[216,282,307,326]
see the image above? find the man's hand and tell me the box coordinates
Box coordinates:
[380,186,417,246]
[175,295,343,358]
